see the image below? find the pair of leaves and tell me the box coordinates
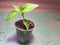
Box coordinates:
[13,3,39,14]
[5,3,39,21]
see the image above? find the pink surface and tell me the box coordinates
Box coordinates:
[7,35,34,43]
[0,0,60,11]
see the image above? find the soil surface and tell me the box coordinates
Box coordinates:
[15,19,35,30]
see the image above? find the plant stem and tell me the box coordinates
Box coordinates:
[22,12,25,20]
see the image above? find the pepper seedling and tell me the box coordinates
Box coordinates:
[5,3,39,30]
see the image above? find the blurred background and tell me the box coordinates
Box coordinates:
[0,0,60,11]
[0,0,60,45]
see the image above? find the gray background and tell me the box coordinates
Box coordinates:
[0,11,60,45]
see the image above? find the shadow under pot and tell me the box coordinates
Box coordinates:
[15,19,35,44]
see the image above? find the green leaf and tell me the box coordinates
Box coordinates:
[13,5,22,14]
[23,19,29,30]
[5,11,16,21]
[22,3,39,12]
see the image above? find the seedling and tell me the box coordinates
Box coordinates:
[5,3,39,30]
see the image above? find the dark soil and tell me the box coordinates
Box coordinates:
[15,19,35,30]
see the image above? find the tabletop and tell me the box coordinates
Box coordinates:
[0,10,60,45]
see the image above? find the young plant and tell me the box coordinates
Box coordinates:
[5,3,39,30]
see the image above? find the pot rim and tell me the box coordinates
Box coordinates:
[15,18,35,31]
[15,26,34,31]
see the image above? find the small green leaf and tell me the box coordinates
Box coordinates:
[5,11,16,21]
[13,5,22,14]
[23,19,29,30]
[22,3,39,12]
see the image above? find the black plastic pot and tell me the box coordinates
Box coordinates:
[15,19,35,44]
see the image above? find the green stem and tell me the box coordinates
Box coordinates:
[22,12,25,20]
